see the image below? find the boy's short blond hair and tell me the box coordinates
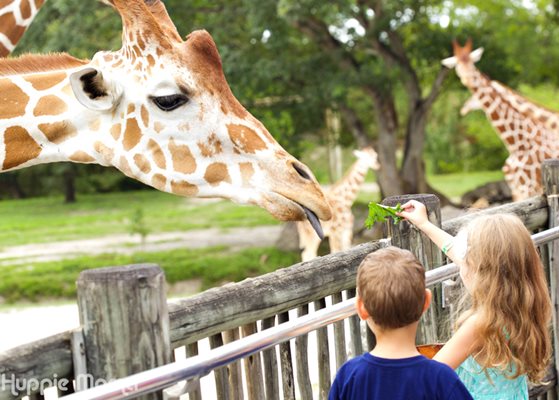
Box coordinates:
[357,246,426,329]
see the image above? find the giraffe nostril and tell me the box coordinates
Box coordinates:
[293,163,312,181]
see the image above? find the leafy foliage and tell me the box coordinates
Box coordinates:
[365,203,404,229]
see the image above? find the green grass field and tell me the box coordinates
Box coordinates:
[0,190,278,247]
[0,170,503,303]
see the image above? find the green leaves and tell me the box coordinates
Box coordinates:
[365,203,404,229]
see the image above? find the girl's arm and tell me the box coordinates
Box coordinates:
[398,200,463,265]
[434,314,481,369]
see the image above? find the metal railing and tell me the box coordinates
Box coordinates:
[61,225,559,400]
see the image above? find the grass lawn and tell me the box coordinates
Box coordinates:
[0,190,278,247]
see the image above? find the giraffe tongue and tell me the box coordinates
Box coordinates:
[302,206,324,240]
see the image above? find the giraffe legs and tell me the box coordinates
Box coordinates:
[297,221,323,262]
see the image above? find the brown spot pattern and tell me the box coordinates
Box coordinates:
[110,123,121,140]
[152,173,167,190]
[227,124,267,154]
[33,95,67,116]
[119,155,133,177]
[23,72,66,91]
[3,126,42,170]
[94,141,114,163]
[154,121,165,133]
[141,105,149,127]
[204,162,231,186]
[69,151,95,163]
[88,119,101,131]
[197,133,223,157]
[171,180,199,196]
[148,139,166,169]
[239,162,254,187]
[123,118,142,151]
[0,78,29,119]
[134,153,151,174]
[0,13,25,46]
[127,104,135,115]
[38,121,77,144]
[169,139,196,174]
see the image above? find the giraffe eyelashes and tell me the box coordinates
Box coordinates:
[151,94,189,111]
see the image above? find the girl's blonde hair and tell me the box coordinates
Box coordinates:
[457,213,552,383]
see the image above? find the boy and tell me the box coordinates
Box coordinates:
[329,246,473,400]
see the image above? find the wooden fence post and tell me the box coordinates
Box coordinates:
[76,264,171,400]
[542,159,559,378]
[382,194,444,344]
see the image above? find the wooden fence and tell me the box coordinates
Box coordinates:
[2,159,559,400]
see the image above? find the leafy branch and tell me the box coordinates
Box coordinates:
[364,203,404,229]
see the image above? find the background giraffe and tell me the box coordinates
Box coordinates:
[0,0,331,232]
[442,39,559,200]
[297,147,379,261]
[0,0,45,57]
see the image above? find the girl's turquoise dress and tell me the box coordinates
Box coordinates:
[457,356,528,399]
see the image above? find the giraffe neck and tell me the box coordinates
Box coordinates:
[0,0,46,57]
[329,158,370,208]
[466,68,557,152]
[0,63,109,172]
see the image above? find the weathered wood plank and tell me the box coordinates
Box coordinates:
[383,194,443,344]
[261,317,279,400]
[0,331,73,400]
[314,298,331,399]
[442,195,547,235]
[241,323,265,400]
[76,264,171,400]
[209,333,230,400]
[185,342,202,400]
[222,329,243,400]
[543,160,559,380]
[346,288,363,356]
[278,312,295,400]
[331,292,347,370]
[295,305,313,400]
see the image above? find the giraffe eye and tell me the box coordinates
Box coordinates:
[152,94,188,111]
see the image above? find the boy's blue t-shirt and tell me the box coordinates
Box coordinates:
[329,353,473,400]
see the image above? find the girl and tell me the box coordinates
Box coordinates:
[399,200,552,399]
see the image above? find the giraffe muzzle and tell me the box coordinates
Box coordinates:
[302,206,324,240]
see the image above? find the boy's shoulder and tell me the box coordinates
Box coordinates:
[330,354,473,400]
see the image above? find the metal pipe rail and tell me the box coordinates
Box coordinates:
[61,225,559,400]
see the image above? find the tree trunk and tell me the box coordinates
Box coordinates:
[401,102,454,205]
[368,89,404,197]
[63,165,76,204]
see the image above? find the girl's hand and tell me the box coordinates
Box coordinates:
[397,200,430,229]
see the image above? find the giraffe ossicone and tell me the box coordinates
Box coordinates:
[297,147,380,261]
[442,39,559,201]
[0,0,331,232]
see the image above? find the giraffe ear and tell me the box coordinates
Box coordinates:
[470,47,484,63]
[441,56,458,69]
[69,67,123,111]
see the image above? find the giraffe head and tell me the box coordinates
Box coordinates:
[441,39,484,88]
[353,147,380,171]
[66,0,331,227]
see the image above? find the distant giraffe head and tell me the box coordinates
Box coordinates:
[0,0,331,229]
[352,147,380,172]
[442,39,484,89]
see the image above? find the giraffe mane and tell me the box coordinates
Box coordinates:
[0,53,88,76]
